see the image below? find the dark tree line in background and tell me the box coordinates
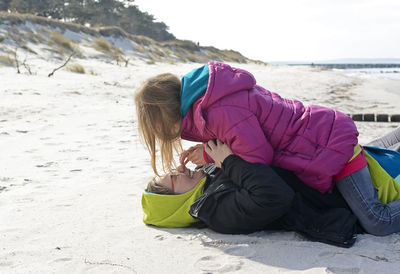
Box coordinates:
[0,0,175,41]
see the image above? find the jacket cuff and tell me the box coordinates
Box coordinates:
[203,147,214,164]
[221,154,241,170]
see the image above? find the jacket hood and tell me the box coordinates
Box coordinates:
[180,64,209,117]
[141,177,207,228]
[202,61,257,107]
[181,61,257,137]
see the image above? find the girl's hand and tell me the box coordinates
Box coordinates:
[179,144,206,166]
[204,139,233,168]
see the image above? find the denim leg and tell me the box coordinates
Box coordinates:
[336,166,400,236]
[367,126,400,152]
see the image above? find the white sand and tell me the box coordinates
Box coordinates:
[1,60,400,273]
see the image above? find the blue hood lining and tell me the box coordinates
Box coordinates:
[180,64,209,117]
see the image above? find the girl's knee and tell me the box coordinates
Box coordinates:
[360,218,396,236]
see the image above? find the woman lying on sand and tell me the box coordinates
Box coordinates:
[142,127,400,248]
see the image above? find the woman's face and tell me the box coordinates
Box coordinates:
[159,165,205,194]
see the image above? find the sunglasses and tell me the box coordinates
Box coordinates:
[169,168,195,193]
[170,168,178,193]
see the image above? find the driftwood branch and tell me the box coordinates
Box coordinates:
[121,56,130,67]
[48,52,75,77]
[13,48,20,74]
[22,55,33,75]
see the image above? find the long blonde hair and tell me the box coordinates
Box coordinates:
[135,73,183,176]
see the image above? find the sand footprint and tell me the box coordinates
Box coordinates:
[0,261,14,267]
[36,162,57,168]
[52,258,73,263]
[326,266,361,273]
[154,235,165,241]
[195,255,243,273]
[224,246,257,258]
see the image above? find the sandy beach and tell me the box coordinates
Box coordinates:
[1,60,400,273]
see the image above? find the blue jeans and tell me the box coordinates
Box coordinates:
[367,125,400,152]
[336,166,400,236]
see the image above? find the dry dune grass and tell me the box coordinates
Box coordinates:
[50,32,75,51]
[0,11,98,36]
[131,35,156,47]
[49,32,81,56]
[92,37,123,61]
[67,64,85,74]
[93,37,120,53]
[98,26,129,38]
[161,39,201,52]
[0,54,14,66]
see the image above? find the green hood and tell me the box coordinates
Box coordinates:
[141,177,207,228]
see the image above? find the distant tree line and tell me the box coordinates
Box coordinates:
[0,0,175,41]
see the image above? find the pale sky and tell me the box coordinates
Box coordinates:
[134,0,400,62]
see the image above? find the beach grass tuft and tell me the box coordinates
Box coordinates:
[0,54,14,66]
[67,64,85,74]
[92,37,123,62]
[50,32,75,52]
[93,37,121,54]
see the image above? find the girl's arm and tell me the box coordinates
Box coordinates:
[179,144,206,166]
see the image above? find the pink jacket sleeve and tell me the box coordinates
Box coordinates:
[203,147,214,163]
[206,108,274,166]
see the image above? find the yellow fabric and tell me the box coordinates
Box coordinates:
[141,177,207,228]
[365,150,400,204]
[350,144,362,161]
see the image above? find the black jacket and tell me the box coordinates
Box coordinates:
[189,155,358,248]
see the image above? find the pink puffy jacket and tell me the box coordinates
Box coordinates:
[181,61,359,193]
